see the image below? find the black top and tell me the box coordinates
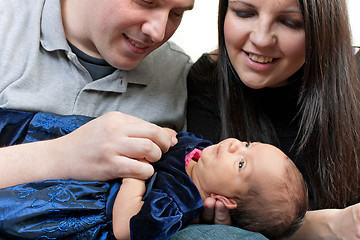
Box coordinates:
[187,54,315,208]
[68,41,116,80]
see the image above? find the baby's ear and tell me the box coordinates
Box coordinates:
[210,194,237,209]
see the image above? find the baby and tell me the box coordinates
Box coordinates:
[114,132,308,240]
[0,109,307,240]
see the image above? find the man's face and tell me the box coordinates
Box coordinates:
[64,0,194,70]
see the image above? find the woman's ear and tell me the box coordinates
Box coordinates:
[210,194,237,209]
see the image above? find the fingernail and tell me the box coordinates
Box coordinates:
[171,136,178,146]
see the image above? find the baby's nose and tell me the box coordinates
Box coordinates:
[228,140,241,153]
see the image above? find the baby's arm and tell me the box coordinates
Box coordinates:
[113,178,146,240]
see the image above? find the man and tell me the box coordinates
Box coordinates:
[0,0,251,239]
[0,0,193,188]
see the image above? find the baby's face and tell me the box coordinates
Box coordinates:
[196,138,289,198]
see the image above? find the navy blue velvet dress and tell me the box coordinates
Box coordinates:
[0,109,208,240]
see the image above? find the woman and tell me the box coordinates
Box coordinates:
[186,0,360,238]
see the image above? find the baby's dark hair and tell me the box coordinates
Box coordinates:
[230,158,308,239]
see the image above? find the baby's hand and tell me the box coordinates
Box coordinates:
[113,178,146,240]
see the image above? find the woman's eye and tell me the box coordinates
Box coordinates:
[279,18,303,29]
[239,161,245,169]
[231,8,256,19]
[245,142,250,148]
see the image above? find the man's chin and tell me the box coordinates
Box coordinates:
[111,57,145,70]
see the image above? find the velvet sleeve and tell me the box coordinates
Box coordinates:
[130,133,207,240]
[130,187,203,240]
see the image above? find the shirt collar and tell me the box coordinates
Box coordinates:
[125,54,153,86]
[40,0,70,52]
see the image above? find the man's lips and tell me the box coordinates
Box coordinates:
[123,34,152,49]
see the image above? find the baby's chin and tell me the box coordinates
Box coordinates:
[202,144,220,160]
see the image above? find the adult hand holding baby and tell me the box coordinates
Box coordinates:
[0,111,177,188]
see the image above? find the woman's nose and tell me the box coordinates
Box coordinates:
[249,21,277,48]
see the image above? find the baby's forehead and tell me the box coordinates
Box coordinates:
[252,157,295,190]
[252,144,288,166]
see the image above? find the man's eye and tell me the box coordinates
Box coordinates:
[239,161,245,169]
[134,0,154,6]
[142,0,153,4]
[171,10,185,18]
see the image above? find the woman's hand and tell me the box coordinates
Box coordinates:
[329,203,360,240]
[290,203,360,240]
[200,197,232,225]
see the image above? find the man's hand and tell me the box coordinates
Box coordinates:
[55,111,178,181]
[0,111,178,188]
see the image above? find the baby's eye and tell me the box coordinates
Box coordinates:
[245,142,250,148]
[239,160,245,169]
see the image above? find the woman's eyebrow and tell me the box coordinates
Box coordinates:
[229,0,254,8]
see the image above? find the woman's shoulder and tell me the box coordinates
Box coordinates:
[187,51,218,93]
[186,52,221,143]
[190,52,217,77]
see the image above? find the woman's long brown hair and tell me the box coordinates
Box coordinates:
[217,0,360,209]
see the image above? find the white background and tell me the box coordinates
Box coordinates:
[170,0,360,61]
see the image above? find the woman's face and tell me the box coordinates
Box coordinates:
[224,0,305,89]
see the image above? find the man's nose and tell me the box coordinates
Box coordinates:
[142,11,168,43]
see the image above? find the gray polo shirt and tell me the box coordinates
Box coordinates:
[0,0,192,131]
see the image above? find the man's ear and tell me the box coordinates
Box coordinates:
[210,193,237,209]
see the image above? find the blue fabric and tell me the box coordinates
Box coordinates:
[23,111,92,143]
[0,108,92,146]
[0,109,210,240]
[0,108,35,146]
[0,179,119,240]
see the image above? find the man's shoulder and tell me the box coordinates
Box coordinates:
[0,1,45,16]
